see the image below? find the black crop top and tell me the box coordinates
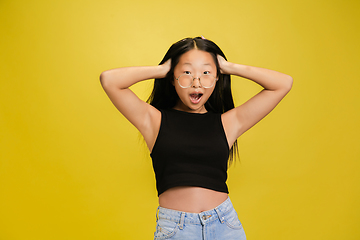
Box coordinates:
[150,109,230,196]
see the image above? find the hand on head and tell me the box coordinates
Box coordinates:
[160,59,171,77]
[217,55,229,75]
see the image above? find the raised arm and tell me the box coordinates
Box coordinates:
[219,56,293,147]
[100,61,170,151]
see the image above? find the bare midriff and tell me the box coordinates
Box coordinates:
[158,186,228,213]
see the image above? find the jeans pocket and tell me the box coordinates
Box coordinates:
[154,218,179,239]
[223,209,243,230]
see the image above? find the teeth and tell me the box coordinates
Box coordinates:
[191,93,202,99]
[190,93,203,104]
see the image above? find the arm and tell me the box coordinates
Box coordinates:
[219,56,293,146]
[100,61,170,151]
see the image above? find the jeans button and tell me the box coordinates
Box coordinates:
[202,215,211,220]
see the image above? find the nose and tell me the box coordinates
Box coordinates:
[192,76,202,88]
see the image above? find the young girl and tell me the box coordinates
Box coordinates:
[100,37,292,240]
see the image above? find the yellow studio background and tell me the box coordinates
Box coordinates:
[0,0,359,239]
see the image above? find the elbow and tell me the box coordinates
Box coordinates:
[284,75,293,93]
[99,71,111,88]
[99,71,107,84]
[276,75,293,95]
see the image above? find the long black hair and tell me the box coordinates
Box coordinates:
[147,37,238,163]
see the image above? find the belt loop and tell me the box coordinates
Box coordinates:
[156,206,160,221]
[178,212,185,230]
[215,208,224,223]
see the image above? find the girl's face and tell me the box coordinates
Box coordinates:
[173,49,217,113]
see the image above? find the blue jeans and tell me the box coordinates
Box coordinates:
[154,197,246,240]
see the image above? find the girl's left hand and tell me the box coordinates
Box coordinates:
[217,55,232,75]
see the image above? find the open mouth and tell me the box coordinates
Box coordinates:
[189,93,203,104]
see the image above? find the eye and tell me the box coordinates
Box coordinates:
[203,71,211,75]
[184,71,191,75]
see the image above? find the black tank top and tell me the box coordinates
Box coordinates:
[150,109,230,196]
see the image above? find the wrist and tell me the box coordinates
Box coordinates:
[222,61,236,75]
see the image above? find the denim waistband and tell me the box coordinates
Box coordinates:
[156,197,234,228]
